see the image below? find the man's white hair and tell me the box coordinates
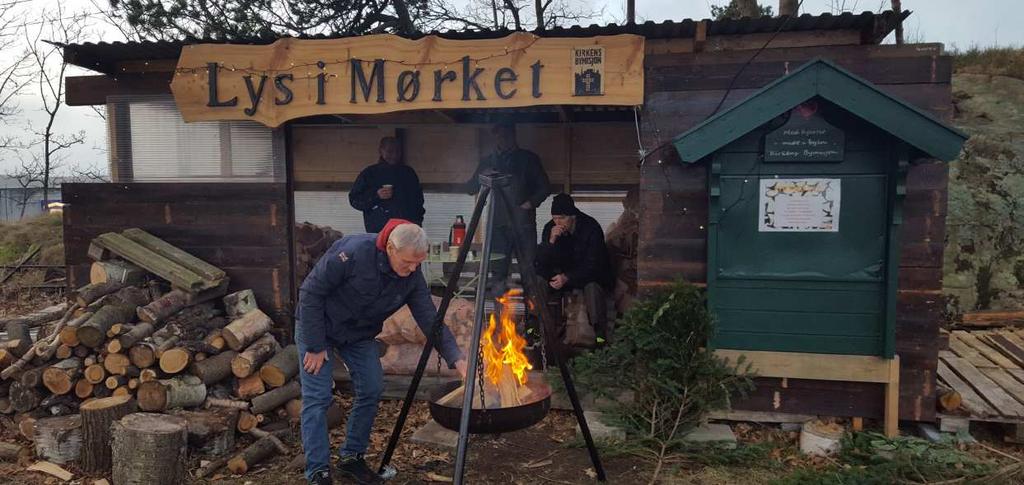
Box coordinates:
[388,223,429,253]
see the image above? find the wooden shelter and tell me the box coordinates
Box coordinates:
[60,10,963,428]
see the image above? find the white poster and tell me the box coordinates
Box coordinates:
[758,178,841,232]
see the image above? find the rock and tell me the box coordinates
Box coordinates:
[410,420,458,450]
[574,411,626,441]
[683,423,737,449]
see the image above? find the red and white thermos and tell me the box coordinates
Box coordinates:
[450,215,466,246]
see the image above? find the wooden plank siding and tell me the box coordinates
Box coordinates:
[639,44,953,421]
[61,183,294,329]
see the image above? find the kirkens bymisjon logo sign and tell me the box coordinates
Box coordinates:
[573,46,604,96]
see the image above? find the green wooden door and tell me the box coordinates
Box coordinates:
[708,140,894,356]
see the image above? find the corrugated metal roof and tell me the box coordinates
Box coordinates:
[61,10,910,74]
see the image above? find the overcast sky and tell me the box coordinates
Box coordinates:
[0,0,1021,177]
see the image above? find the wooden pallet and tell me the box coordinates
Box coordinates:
[937,329,1024,427]
[89,228,227,294]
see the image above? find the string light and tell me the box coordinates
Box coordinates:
[171,36,542,81]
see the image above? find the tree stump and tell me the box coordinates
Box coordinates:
[169,408,238,456]
[80,394,137,473]
[111,413,188,485]
[259,344,299,388]
[190,350,237,386]
[251,380,301,415]
[222,309,273,351]
[231,334,280,378]
[138,375,207,411]
[33,414,82,465]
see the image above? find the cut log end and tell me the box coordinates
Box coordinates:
[159,348,191,375]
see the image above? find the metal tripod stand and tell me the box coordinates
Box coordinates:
[378,172,606,484]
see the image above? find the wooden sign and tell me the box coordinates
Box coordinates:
[170,32,645,127]
[764,103,845,162]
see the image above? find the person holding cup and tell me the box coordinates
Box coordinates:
[349,137,426,233]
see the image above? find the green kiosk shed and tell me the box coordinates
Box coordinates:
[671,59,967,436]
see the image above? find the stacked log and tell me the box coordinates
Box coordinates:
[294,223,343,285]
[0,230,316,479]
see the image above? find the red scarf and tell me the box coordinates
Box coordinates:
[376,218,414,251]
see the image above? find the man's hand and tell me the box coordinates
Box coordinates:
[549,225,567,244]
[303,350,328,375]
[520,201,532,210]
[377,186,394,200]
[455,359,468,380]
[549,274,569,290]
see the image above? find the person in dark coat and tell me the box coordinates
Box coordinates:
[349,137,425,233]
[295,219,466,485]
[466,123,550,293]
[536,194,614,342]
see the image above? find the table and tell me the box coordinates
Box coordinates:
[422,252,506,298]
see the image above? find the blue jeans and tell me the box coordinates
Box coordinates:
[295,324,384,480]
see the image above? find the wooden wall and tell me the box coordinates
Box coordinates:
[62,183,294,328]
[639,43,953,421]
[291,122,639,189]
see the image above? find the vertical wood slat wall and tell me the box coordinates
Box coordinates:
[639,43,953,421]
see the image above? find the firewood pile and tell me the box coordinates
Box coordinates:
[0,228,308,483]
[294,222,343,287]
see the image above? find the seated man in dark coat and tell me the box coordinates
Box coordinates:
[535,194,615,342]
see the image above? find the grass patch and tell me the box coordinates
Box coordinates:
[771,432,997,485]
[0,213,63,265]
[953,46,1024,79]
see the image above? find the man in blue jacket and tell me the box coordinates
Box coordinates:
[296,219,467,484]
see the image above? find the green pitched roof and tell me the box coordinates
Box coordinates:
[671,58,968,163]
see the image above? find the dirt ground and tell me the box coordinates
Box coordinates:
[2,391,1020,485]
[0,395,648,485]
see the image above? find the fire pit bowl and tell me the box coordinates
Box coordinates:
[429,379,552,434]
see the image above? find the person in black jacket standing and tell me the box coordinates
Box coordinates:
[467,123,550,294]
[536,194,614,342]
[349,137,425,233]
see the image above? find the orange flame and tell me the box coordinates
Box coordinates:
[480,289,533,387]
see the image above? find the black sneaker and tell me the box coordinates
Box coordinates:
[338,455,383,485]
[309,469,332,485]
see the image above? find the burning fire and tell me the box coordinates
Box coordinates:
[481,289,533,390]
